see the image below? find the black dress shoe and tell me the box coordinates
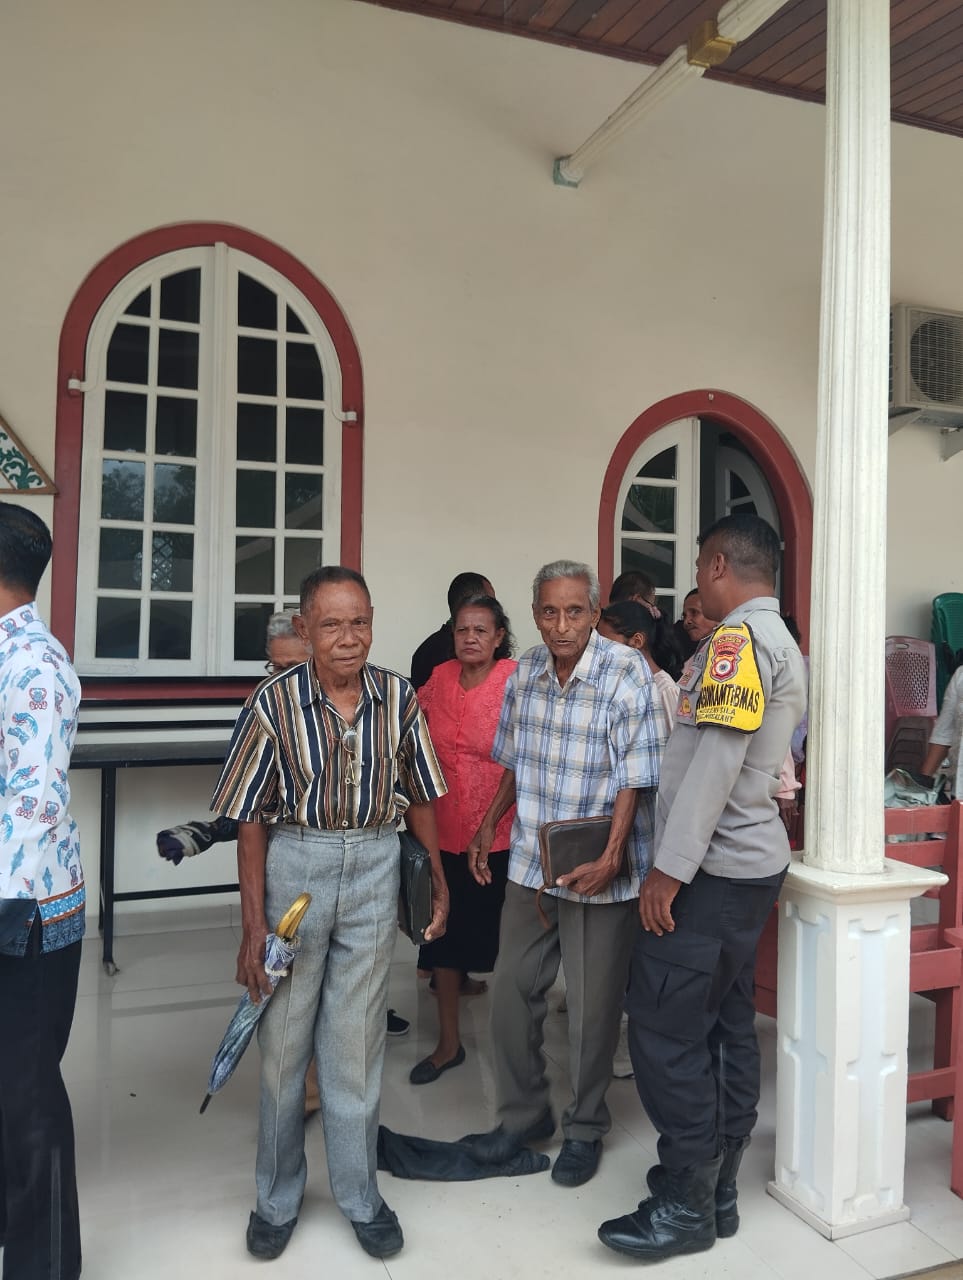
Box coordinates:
[551,1138,602,1186]
[246,1211,297,1260]
[409,1044,465,1084]
[351,1202,404,1258]
[461,1106,555,1164]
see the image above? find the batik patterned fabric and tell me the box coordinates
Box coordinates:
[0,603,84,955]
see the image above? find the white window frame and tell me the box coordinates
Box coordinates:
[616,417,699,617]
[76,244,344,677]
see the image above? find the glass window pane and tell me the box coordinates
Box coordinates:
[237,403,277,461]
[620,537,676,589]
[236,470,276,528]
[729,473,750,500]
[286,342,323,400]
[155,397,198,457]
[157,328,199,390]
[285,474,322,530]
[234,603,274,662]
[237,336,277,396]
[101,460,144,521]
[622,484,675,535]
[153,463,196,525]
[106,323,149,384]
[103,391,147,453]
[235,536,275,593]
[637,447,676,481]
[149,600,192,660]
[125,287,150,317]
[151,532,194,592]
[159,269,201,323]
[95,598,140,659]
[98,529,142,589]
[286,306,307,334]
[284,539,320,595]
[238,274,277,331]
[285,407,323,465]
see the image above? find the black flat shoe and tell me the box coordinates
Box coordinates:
[246,1211,297,1260]
[351,1202,404,1258]
[552,1138,602,1186]
[409,1044,465,1084]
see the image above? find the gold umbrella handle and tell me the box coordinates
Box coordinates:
[275,892,312,941]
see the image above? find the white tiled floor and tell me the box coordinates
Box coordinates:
[51,921,963,1279]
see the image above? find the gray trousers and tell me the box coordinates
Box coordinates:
[490,881,638,1142]
[255,824,399,1226]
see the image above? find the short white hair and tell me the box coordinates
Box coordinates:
[532,560,600,611]
[264,610,299,652]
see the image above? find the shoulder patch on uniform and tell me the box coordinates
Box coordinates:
[695,622,765,732]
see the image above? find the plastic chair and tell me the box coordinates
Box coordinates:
[932,594,963,707]
[885,637,937,768]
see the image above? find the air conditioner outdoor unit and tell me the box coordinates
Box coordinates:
[890,304,963,443]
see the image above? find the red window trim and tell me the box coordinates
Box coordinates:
[52,222,363,698]
[598,390,812,643]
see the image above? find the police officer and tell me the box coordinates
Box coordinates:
[598,514,807,1263]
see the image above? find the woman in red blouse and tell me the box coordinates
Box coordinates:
[409,595,516,1084]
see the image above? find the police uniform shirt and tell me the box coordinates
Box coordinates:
[654,595,807,883]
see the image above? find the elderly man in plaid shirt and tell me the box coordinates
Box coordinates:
[467,559,663,1189]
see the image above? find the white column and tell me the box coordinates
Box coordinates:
[770,0,945,1237]
[805,0,889,877]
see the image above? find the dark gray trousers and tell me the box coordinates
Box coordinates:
[490,881,637,1142]
[626,867,784,1169]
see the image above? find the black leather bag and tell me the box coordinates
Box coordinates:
[535,817,623,927]
[398,830,433,944]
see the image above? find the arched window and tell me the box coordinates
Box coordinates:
[599,391,812,637]
[53,225,363,686]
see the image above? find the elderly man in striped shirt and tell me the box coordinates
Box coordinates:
[211,566,448,1263]
[467,559,663,1190]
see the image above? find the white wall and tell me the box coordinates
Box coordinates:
[2,0,962,920]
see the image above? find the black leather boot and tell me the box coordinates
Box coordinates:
[646,1136,749,1238]
[598,1156,722,1260]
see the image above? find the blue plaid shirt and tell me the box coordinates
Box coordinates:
[491,630,662,904]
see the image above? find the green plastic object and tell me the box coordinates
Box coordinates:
[931,593,963,708]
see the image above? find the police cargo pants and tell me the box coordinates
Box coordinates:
[625,867,784,1169]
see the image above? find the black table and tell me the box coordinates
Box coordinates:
[72,738,235,973]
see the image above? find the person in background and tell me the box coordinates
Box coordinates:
[155,611,411,1043]
[466,560,661,1191]
[596,599,680,1080]
[919,663,963,798]
[609,570,658,609]
[674,588,714,662]
[410,571,493,691]
[410,571,494,992]
[598,600,683,732]
[599,515,806,1264]
[0,504,84,1280]
[211,567,448,1262]
[410,595,517,1085]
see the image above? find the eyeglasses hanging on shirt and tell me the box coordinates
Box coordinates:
[341,728,361,787]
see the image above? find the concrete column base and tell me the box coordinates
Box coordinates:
[767,856,946,1238]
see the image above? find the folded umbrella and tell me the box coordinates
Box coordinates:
[199,892,311,1114]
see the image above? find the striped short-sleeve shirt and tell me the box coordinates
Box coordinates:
[491,630,663,905]
[211,662,447,829]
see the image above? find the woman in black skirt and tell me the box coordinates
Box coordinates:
[409,596,516,1083]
